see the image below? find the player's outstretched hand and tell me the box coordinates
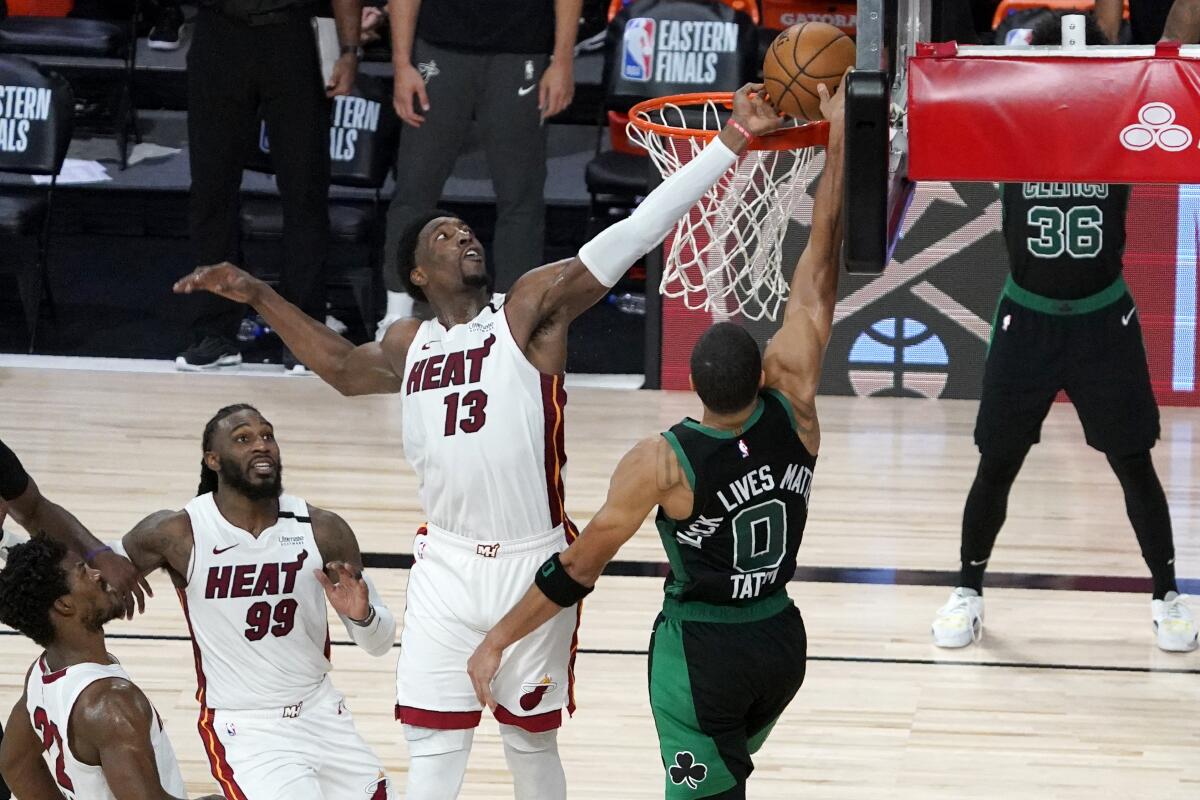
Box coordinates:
[315,561,370,621]
[93,548,153,619]
[731,82,784,138]
[173,262,264,305]
[466,640,501,711]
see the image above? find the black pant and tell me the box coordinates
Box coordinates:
[384,40,548,293]
[186,7,330,341]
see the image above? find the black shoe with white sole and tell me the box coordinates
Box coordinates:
[176,336,242,371]
[148,6,185,51]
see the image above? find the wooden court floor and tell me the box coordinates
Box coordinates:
[1,365,1197,799]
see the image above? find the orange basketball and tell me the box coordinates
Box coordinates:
[762,22,856,121]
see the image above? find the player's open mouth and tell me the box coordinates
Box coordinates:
[463,249,482,263]
[250,458,276,475]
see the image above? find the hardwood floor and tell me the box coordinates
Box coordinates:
[1,366,1197,798]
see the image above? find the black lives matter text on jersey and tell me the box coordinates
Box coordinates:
[676,461,813,601]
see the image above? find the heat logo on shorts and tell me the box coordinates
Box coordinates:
[622,18,656,82]
[519,675,558,710]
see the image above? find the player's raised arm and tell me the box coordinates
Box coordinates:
[72,679,221,800]
[173,263,411,396]
[467,437,670,707]
[1,439,150,618]
[0,690,64,800]
[761,78,847,454]
[118,510,194,583]
[309,506,397,657]
[502,83,784,356]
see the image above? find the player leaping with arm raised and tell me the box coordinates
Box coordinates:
[171,82,784,392]
[468,80,846,799]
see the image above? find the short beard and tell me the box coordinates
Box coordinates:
[218,459,283,501]
[84,600,122,634]
[462,272,491,291]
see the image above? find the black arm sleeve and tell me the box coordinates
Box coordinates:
[0,438,31,502]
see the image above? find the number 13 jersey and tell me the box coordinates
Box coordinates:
[401,296,569,540]
[180,493,331,710]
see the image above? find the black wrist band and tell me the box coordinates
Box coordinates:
[534,552,593,607]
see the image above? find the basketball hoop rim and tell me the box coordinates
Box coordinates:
[628,93,828,151]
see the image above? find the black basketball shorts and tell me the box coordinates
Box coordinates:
[975,288,1160,458]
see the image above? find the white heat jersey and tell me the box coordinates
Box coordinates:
[181,493,331,710]
[402,295,569,540]
[24,655,185,800]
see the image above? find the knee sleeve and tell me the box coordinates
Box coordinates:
[404,726,474,800]
[976,449,1027,488]
[499,724,558,754]
[500,725,565,800]
[403,725,474,757]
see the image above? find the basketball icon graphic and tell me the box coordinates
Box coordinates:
[847,317,950,398]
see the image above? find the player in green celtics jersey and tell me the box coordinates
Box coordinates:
[467,80,846,799]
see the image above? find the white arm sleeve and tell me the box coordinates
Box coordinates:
[578,136,738,287]
[339,573,396,657]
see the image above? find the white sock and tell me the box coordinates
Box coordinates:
[404,725,473,800]
[500,724,566,800]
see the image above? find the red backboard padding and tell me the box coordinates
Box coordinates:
[908,45,1200,184]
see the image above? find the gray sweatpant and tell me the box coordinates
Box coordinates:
[384,40,548,293]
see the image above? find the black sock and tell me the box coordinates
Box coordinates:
[960,450,1028,593]
[1106,450,1178,600]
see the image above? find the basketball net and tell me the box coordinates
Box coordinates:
[627,96,824,322]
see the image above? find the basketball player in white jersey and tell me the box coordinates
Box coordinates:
[173,84,785,799]
[0,535,219,800]
[116,404,398,800]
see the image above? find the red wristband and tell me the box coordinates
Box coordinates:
[727,118,753,142]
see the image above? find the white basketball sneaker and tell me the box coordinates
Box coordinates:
[1152,592,1198,652]
[932,587,984,648]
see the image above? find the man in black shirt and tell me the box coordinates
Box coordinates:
[176,0,362,372]
[931,12,1197,656]
[378,0,581,333]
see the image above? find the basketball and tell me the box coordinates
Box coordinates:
[762,22,856,120]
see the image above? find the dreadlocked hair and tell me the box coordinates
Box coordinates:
[0,535,70,647]
[198,403,260,496]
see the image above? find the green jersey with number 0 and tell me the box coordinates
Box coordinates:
[656,390,815,606]
[1002,182,1130,300]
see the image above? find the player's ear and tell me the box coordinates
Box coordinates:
[203,452,220,472]
[688,374,695,393]
[758,370,766,389]
[52,593,75,619]
[410,266,428,291]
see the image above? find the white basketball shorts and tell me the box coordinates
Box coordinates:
[200,678,395,799]
[395,523,581,732]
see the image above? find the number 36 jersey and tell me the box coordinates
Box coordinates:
[401,296,570,541]
[656,390,816,606]
[1002,182,1130,300]
[180,493,331,710]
